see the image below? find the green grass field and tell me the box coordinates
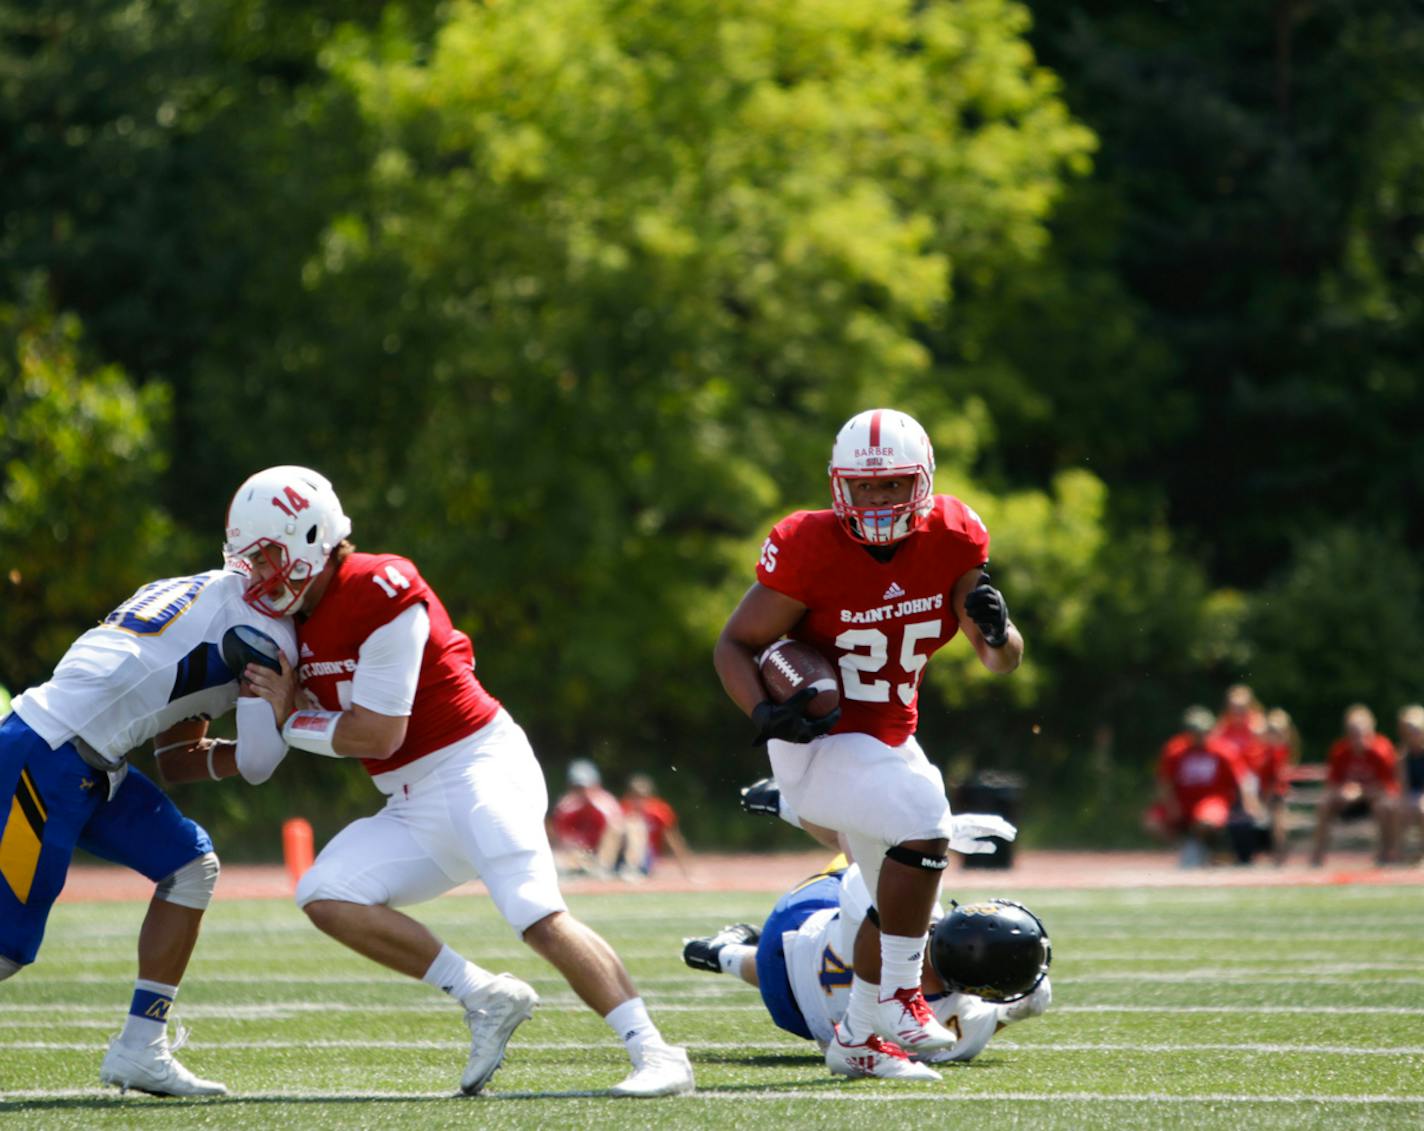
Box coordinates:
[3,882,1423,1129]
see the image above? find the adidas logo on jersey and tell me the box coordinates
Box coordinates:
[882,581,906,600]
[300,644,314,658]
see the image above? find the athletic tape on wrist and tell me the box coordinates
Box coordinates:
[282,710,343,757]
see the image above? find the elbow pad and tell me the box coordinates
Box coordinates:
[235,696,288,784]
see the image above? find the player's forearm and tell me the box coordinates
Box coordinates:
[155,739,238,784]
[284,704,407,760]
[713,633,769,717]
[975,624,1023,673]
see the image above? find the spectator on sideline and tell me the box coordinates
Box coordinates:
[1396,705,1424,864]
[548,759,626,877]
[621,774,696,879]
[1310,704,1400,867]
[1211,684,1265,766]
[1144,706,1258,867]
[1255,708,1300,864]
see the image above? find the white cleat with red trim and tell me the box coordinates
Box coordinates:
[824,1024,941,1081]
[874,986,959,1053]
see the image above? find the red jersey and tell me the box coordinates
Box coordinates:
[550,787,622,851]
[1158,733,1243,809]
[1211,718,1262,767]
[297,552,500,776]
[624,796,678,856]
[1325,735,1400,794]
[756,496,990,745]
[1246,740,1291,798]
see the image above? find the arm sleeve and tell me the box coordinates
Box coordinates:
[351,604,429,716]
[235,696,288,785]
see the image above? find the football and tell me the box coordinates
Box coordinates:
[758,640,840,718]
[220,624,283,680]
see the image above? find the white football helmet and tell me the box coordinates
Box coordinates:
[828,409,936,545]
[223,465,351,617]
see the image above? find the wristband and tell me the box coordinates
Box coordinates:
[282,710,344,757]
[205,742,220,781]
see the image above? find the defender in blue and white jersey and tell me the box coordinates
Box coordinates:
[1,569,294,1096]
[683,862,1051,1078]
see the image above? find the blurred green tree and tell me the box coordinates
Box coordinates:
[0,285,184,689]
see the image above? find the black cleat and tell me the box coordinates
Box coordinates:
[682,923,761,973]
[739,777,781,818]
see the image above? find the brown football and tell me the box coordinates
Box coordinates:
[758,640,840,718]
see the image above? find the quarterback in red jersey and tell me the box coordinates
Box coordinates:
[225,466,692,1098]
[714,409,1024,1082]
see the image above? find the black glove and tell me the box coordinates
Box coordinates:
[739,777,782,817]
[751,686,841,744]
[964,569,1010,647]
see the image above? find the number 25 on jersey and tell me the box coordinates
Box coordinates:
[836,620,942,707]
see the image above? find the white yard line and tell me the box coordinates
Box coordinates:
[4,1038,1424,1056]
[1,1087,1422,1105]
[4,1001,1424,1017]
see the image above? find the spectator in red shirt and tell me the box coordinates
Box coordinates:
[548,759,626,877]
[1310,704,1400,867]
[620,774,696,879]
[1254,708,1300,864]
[1144,706,1256,867]
[1211,684,1265,768]
[1395,705,1424,864]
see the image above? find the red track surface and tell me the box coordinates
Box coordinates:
[58,849,1424,903]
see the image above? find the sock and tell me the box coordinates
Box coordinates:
[719,943,755,977]
[120,979,177,1047]
[421,944,496,1010]
[842,975,880,1041]
[879,932,929,998]
[604,996,662,1058]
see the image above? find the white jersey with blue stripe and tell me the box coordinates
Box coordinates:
[783,863,1011,1059]
[13,570,296,766]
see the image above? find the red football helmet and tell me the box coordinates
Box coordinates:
[828,409,936,545]
[223,465,351,617]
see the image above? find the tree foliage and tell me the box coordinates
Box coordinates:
[2,0,1421,845]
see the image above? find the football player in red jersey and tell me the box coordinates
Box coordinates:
[225,466,693,1098]
[713,409,1024,1081]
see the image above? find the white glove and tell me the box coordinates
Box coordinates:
[948,812,1017,855]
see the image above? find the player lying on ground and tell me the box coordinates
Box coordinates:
[1,565,296,1096]
[682,862,1051,1080]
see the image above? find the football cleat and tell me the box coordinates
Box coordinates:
[681,923,760,973]
[609,1041,695,1097]
[739,777,781,818]
[99,1037,228,1097]
[460,973,539,1095]
[824,1025,941,1081]
[875,986,959,1052]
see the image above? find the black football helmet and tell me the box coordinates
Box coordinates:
[929,898,1051,1003]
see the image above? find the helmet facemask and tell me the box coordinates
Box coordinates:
[829,466,935,545]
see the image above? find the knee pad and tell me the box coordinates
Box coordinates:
[0,955,21,981]
[885,844,948,872]
[155,851,220,910]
